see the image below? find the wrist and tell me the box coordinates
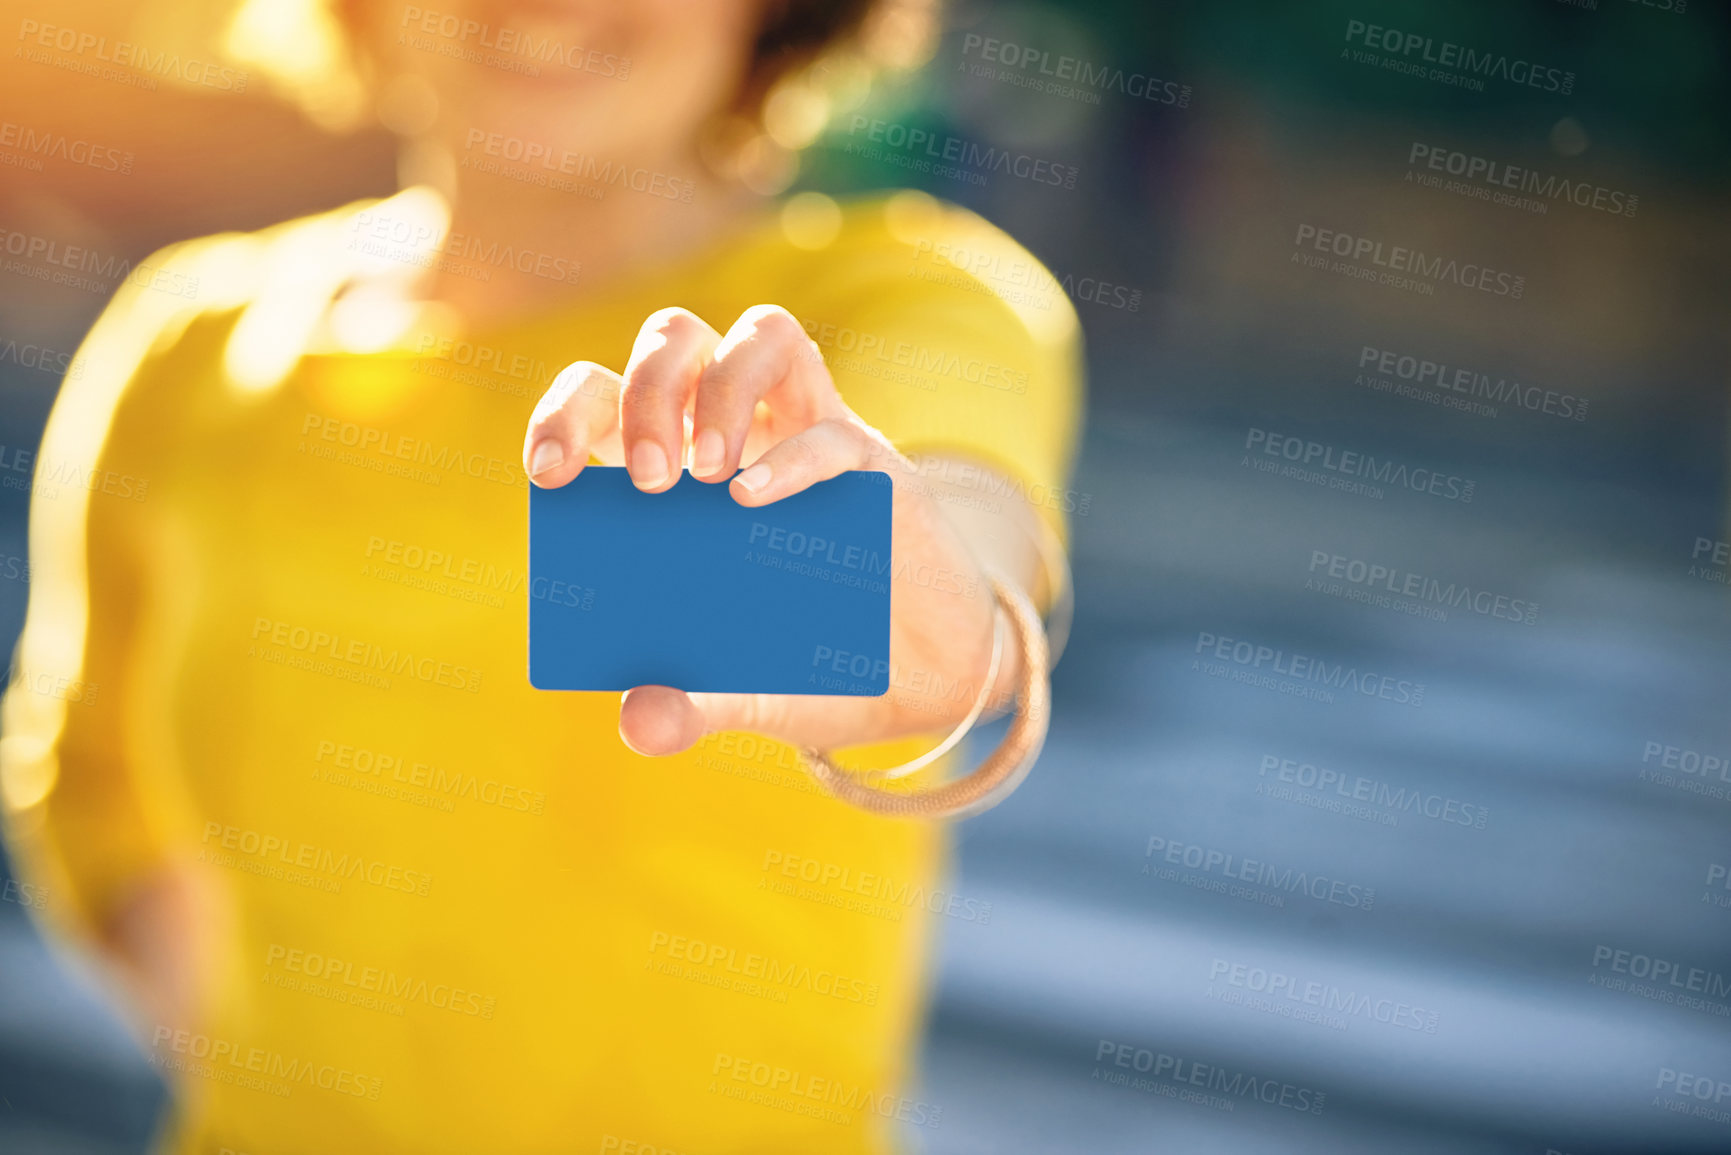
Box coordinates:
[800,571,1051,820]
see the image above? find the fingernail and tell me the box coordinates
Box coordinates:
[733,462,772,494]
[693,428,724,475]
[528,439,564,477]
[630,440,669,489]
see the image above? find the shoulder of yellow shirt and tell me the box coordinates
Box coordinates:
[75,188,1078,398]
[746,191,1081,362]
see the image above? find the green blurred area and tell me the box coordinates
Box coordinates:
[811,0,1729,193]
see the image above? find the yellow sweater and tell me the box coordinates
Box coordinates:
[0,189,1081,1154]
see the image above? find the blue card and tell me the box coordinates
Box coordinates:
[528,467,893,694]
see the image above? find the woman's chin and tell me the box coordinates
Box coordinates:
[456,88,640,159]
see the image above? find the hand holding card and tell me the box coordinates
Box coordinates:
[521,304,1008,759]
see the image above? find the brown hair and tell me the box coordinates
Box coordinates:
[752,0,882,87]
[722,0,941,188]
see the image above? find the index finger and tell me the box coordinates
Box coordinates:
[523,360,625,488]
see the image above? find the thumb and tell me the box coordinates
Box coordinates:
[617,687,790,756]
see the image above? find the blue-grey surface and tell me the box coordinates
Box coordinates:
[908,416,1731,1154]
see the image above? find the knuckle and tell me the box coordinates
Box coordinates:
[818,417,869,458]
[534,361,595,421]
[742,694,787,736]
[812,417,850,443]
[562,360,610,397]
[620,363,676,411]
[741,304,803,343]
[644,306,704,339]
[617,379,660,418]
[697,361,750,407]
[783,431,825,473]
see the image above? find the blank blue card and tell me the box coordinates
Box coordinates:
[528,467,892,694]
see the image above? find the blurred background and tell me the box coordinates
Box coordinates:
[2,0,1729,1152]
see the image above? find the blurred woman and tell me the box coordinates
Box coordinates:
[0,0,1081,1151]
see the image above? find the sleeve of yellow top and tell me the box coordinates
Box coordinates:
[818,211,1086,555]
[0,239,211,946]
